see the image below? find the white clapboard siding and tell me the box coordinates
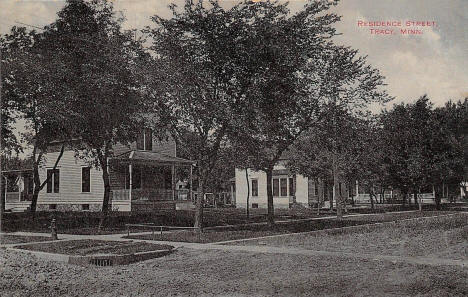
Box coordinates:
[37,150,105,204]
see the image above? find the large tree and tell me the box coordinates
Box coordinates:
[229,1,390,224]
[146,0,257,229]
[430,99,467,207]
[35,0,148,219]
[379,96,467,209]
[1,26,74,213]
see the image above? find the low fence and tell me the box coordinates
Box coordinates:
[125,223,200,239]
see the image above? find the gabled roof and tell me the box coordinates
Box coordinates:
[113,150,194,166]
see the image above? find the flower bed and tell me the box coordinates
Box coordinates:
[15,240,173,256]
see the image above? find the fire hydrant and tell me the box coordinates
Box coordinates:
[50,218,58,240]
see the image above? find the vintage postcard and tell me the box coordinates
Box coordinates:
[1,1,467,296]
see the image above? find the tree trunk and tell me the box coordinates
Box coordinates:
[316,178,321,216]
[194,172,205,231]
[265,167,274,226]
[333,162,343,219]
[245,168,250,219]
[99,157,111,214]
[327,181,333,212]
[416,190,422,212]
[97,145,112,232]
[369,185,375,211]
[30,144,65,213]
[348,181,354,206]
[434,184,442,210]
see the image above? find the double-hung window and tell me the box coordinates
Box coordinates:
[46,169,60,193]
[82,167,91,192]
[280,178,288,197]
[272,178,279,197]
[251,179,258,197]
[137,128,153,151]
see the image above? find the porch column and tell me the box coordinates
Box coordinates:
[230,182,234,205]
[18,173,22,202]
[189,165,193,202]
[129,164,132,201]
[171,164,176,200]
[4,175,7,204]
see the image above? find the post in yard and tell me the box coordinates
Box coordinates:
[50,218,58,240]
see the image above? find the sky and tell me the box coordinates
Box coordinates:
[1,0,467,108]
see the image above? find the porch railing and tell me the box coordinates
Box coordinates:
[5,192,20,203]
[110,188,191,201]
[4,192,33,203]
[111,189,130,201]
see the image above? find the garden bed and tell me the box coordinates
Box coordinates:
[15,240,174,256]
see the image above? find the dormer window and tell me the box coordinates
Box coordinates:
[137,128,153,151]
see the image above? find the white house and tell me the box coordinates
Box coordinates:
[3,130,194,212]
[234,152,356,209]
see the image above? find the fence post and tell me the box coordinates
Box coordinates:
[50,218,58,240]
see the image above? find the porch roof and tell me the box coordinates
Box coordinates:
[113,150,194,166]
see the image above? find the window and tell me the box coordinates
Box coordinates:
[82,204,90,211]
[252,203,258,209]
[289,177,294,196]
[251,179,258,197]
[49,204,57,210]
[272,178,279,196]
[137,128,153,151]
[280,178,287,196]
[82,167,91,192]
[46,169,60,193]
[314,182,319,196]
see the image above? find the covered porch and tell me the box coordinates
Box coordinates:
[1,169,34,212]
[109,150,195,211]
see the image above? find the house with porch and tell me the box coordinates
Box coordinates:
[234,152,353,209]
[2,129,195,212]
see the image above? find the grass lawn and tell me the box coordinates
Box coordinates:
[15,240,173,256]
[125,211,460,243]
[1,247,467,296]
[0,234,54,245]
[2,205,451,235]
[235,213,468,260]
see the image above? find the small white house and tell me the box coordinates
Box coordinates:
[235,153,311,209]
